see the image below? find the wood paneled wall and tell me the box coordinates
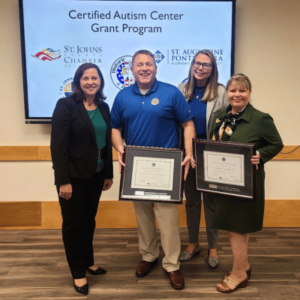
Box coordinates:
[0,146,118,161]
[0,199,299,230]
[0,145,299,230]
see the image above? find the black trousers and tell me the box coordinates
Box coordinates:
[57,172,105,279]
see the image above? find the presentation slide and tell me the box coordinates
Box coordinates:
[20,0,235,121]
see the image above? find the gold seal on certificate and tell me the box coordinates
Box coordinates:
[119,146,184,204]
[194,139,256,199]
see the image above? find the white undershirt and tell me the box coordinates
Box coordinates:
[139,88,150,95]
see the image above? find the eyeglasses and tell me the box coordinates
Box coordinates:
[193,62,212,70]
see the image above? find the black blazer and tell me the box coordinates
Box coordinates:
[50,96,113,186]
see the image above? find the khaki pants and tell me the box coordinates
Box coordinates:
[133,201,181,272]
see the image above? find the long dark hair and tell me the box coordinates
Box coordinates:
[183,49,219,102]
[72,63,106,105]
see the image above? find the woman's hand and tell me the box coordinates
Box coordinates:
[251,152,261,170]
[103,179,113,191]
[59,183,72,200]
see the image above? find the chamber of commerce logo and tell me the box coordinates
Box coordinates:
[153,50,165,64]
[64,45,102,68]
[59,78,73,97]
[110,56,135,89]
[31,48,61,62]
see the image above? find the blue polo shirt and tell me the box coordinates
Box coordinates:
[111,79,193,148]
[188,87,207,139]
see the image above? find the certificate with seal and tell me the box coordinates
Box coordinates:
[204,151,244,186]
[194,139,256,199]
[131,156,174,191]
[119,146,184,204]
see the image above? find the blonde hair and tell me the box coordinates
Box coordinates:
[183,49,219,102]
[226,73,252,91]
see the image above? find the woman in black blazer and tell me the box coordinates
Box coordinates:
[51,63,113,295]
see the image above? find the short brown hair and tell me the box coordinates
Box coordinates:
[226,73,252,91]
[132,50,156,66]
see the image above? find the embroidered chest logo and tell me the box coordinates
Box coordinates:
[151,98,159,105]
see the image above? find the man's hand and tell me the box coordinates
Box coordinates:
[181,155,192,181]
[191,156,196,169]
[117,145,125,174]
[59,183,72,200]
[112,128,126,174]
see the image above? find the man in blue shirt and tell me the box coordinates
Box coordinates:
[111,50,195,290]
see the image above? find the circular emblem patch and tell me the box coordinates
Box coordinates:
[151,98,159,105]
[110,55,135,89]
[59,77,73,97]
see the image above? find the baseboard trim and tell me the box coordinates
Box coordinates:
[0,199,299,229]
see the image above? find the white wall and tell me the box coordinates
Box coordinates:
[235,0,300,145]
[0,0,299,201]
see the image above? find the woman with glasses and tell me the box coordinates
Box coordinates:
[178,49,228,267]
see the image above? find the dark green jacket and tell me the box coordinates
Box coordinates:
[210,104,283,233]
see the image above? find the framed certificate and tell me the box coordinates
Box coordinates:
[119,146,184,204]
[194,139,256,199]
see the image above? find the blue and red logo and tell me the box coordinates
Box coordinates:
[110,56,135,89]
[31,48,61,62]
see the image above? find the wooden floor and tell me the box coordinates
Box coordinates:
[0,228,300,300]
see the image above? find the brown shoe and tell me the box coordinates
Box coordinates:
[135,258,158,277]
[167,270,185,290]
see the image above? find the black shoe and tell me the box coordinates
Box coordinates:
[74,282,89,295]
[87,266,107,275]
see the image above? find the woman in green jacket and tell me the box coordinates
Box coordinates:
[210,74,283,293]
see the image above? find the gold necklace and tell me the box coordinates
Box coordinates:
[195,87,205,99]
